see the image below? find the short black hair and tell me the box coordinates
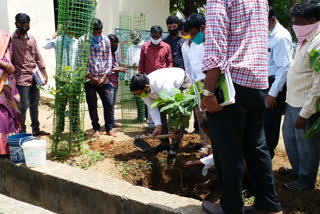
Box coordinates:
[269,6,277,19]
[290,0,320,20]
[15,13,30,23]
[93,18,103,30]
[184,13,205,33]
[179,18,186,31]
[150,25,163,35]
[166,15,180,25]
[108,34,119,43]
[130,74,150,92]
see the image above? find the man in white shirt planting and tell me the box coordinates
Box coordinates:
[130,67,191,156]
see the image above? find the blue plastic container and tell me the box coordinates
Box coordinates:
[7,134,33,163]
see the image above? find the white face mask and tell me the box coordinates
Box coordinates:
[151,37,161,45]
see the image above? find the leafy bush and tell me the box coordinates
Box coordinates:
[305,49,320,138]
[151,88,197,131]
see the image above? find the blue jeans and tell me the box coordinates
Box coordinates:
[17,80,40,133]
[85,82,115,132]
[282,104,320,188]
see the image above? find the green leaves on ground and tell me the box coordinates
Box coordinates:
[151,89,197,130]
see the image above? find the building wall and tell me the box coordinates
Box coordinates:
[1,0,56,87]
[96,0,170,34]
[0,0,170,87]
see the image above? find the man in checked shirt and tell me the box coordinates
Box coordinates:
[201,1,282,214]
[85,19,114,138]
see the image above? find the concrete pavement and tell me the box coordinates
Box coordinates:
[0,194,55,214]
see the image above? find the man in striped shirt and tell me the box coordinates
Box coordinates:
[282,0,320,192]
[85,19,114,138]
[201,1,282,213]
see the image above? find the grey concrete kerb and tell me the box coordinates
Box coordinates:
[0,159,205,214]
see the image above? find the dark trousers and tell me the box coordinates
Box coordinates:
[111,87,118,126]
[85,82,114,132]
[206,83,281,214]
[17,80,40,133]
[264,76,286,158]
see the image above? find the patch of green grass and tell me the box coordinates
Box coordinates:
[78,150,106,170]
[86,150,105,164]
[119,162,130,177]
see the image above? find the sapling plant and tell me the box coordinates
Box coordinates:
[151,88,197,145]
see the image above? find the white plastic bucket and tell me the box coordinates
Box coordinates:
[20,138,47,168]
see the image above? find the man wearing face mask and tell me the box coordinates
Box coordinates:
[138,26,173,75]
[163,16,185,69]
[264,7,293,159]
[282,0,320,191]
[107,34,127,129]
[182,13,210,147]
[11,13,49,136]
[126,31,146,123]
[130,67,191,155]
[85,18,113,138]
[42,24,81,137]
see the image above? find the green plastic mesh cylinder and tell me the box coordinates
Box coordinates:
[52,0,96,156]
[118,11,147,133]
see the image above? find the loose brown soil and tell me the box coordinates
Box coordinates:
[30,103,320,214]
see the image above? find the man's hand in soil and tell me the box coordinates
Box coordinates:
[201,95,223,113]
[295,115,308,129]
[152,125,162,139]
[267,95,277,109]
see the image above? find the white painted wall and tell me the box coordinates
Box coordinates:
[0,0,56,87]
[0,0,170,87]
[96,0,170,34]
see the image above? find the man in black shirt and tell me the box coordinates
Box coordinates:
[163,15,185,69]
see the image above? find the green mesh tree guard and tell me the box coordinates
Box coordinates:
[118,11,147,133]
[52,0,96,156]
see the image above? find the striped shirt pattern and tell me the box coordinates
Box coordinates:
[87,35,112,79]
[202,0,269,89]
[286,25,320,119]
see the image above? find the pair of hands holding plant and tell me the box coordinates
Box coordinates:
[201,68,308,130]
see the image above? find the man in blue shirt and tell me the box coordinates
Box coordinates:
[264,7,293,158]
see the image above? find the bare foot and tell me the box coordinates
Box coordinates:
[107,130,117,137]
[93,130,100,138]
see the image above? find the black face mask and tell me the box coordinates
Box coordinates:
[17,27,29,34]
[168,28,179,37]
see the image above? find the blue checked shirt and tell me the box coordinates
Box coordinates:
[87,35,112,80]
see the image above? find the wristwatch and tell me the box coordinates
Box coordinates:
[203,89,214,97]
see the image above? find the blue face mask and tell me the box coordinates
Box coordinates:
[192,32,204,45]
[91,35,102,49]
